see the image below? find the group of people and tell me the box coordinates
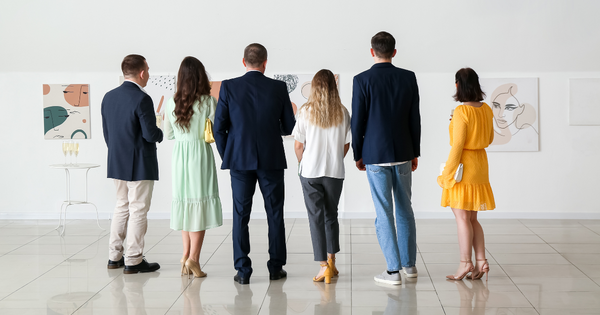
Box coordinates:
[100,31,496,286]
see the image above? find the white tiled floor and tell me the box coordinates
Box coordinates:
[1,218,600,314]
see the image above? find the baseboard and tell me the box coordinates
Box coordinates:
[2,211,600,220]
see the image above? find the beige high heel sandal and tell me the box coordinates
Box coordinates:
[180,256,189,276]
[185,258,207,279]
[446,260,474,280]
[468,259,490,281]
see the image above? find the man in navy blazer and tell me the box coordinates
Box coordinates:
[214,43,295,284]
[351,32,421,285]
[101,54,163,274]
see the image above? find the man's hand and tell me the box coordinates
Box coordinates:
[411,158,418,172]
[356,158,366,171]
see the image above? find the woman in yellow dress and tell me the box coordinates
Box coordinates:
[438,68,495,281]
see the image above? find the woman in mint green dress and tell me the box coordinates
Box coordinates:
[164,56,222,278]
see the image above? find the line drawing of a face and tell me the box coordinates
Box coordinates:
[491,83,524,129]
[63,84,89,107]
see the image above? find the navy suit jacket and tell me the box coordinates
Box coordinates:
[351,63,421,164]
[214,71,295,170]
[101,81,163,181]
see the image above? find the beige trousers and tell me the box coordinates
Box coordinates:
[109,179,155,266]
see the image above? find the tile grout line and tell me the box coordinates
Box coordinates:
[537,221,600,290]
[0,225,108,302]
[1,230,110,308]
[415,223,452,313]
[70,274,123,315]
[417,248,447,315]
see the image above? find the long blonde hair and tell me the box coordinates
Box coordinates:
[299,69,344,128]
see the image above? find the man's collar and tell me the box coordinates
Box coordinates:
[371,62,394,68]
[124,79,147,93]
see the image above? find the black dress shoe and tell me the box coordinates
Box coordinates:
[269,269,287,280]
[234,273,250,285]
[123,259,160,274]
[107,257,125,269]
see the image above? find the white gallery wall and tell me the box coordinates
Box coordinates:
[1,0,599,220]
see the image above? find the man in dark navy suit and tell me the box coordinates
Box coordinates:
[214,43,295,284]
[101,54,163,274]
[351,31,421,285]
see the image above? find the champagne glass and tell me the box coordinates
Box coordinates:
[74,142,80,166]
[62,141,69,165]
[68,140,74,165]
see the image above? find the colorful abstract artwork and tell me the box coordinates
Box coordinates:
[43,84,90,139]
[480,78,539,152]
[273,74,339,115]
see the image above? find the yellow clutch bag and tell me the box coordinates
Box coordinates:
[204,118,215,143]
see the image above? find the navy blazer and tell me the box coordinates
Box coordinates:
[101,81,163,181]
[351,63,421,164]
[214,71,295,170]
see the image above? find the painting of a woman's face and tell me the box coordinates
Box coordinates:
[491,84,521,129]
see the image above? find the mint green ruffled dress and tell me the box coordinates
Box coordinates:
[165,95,222,231]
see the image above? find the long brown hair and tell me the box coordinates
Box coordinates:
[173,56,211,132]
[299,69,344,128]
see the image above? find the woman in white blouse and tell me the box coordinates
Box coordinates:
[293,69,351,284]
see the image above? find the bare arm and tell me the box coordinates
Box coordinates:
[294,141,304,163]
[343,143,350,157]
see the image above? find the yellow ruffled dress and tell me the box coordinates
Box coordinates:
[437,103,496,211]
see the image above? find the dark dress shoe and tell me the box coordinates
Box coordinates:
[123,259,160,274]
[269,269,287,280]
[107,257,125,269]
[234,273,250,285]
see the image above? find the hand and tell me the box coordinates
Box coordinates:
[356,158,366,171]
[411,158,418,171]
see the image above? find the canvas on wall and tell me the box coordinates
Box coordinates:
[43,84,91,139]
[569,78,600,126]
[479,78,539,152]
[273,74,339,115]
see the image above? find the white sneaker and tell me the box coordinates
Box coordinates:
[402,266,418,278]
[374,270,402,285]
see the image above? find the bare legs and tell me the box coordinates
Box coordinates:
[182,230,206,262]
[451,208,486,278]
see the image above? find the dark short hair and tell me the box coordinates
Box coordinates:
[244,43,267,67]
[371,31,396,59]
[121,54,146,77]
[453,68,485,102]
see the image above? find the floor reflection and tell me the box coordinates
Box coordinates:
[313,282,341,315]
[374,278,418,315]
[452,279,489,314]
[181,277,205,315]
[108,273,159,315]
[225,281,259,315]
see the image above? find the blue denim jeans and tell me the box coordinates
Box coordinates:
[366,163,417,271]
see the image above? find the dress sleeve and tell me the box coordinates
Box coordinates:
[164,98,175,140]
[207,96,217,123]
[438,106,467,189]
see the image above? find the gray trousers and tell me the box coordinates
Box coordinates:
[299,175,344,261]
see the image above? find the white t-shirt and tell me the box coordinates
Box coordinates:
[292,106,351,179]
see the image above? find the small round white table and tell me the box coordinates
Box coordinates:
[49,163,105,235]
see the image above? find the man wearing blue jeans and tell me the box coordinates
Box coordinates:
[351,31,421,285]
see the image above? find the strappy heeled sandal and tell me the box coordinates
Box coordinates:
[446,260,474,280]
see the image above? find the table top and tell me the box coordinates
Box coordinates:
[49,163,100,169]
